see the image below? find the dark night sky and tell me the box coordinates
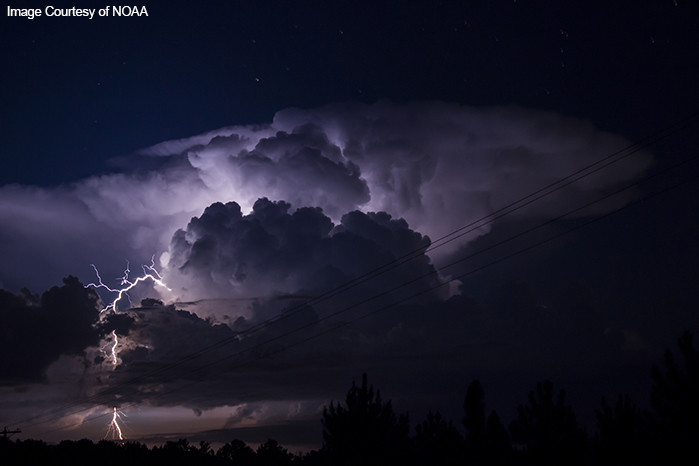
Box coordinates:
[1,0,698,451]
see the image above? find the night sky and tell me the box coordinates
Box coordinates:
[1,0,698,452]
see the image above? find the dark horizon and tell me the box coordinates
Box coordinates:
[3,331,698,465]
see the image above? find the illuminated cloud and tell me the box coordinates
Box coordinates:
[165,197,438,303]
[0,102,654,444]
[0,102,652,295]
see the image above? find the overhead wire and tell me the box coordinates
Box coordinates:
[34,146,699,438]
[12,111,699,434]
[156,108,698,354]
[103,109,696,380]
[14,111,697,432]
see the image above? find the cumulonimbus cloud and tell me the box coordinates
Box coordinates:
[0,101,660,447]
[0,101,652,296]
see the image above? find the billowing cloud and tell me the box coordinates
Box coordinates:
[0,102,656,446]
[0,198,452,418]
[165,197,438,303]
[0,101,652,293]
[67,200,445,408]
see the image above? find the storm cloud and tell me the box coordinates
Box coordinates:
[166,197,438,303]
[0,101,657,446]
[63,198,447,408]
[0,102,651,294]
[0,277,102,383]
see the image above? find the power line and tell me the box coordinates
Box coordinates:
[100,110,698,377]
[33,151,699,438]
[12,111,699,434]
[26,149,699,436]
[116,110,694,371]
[13,111,697,431]
[175,108,697,350]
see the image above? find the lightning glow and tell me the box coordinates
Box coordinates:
[105,407,125,441]
[86,259,164,441]
[86,255,171,314]
[87,256,171,369]
[109,330,119,367]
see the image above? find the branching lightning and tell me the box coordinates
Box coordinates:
[84,258,164,441]
[105,407,125,441]
[86,255,171,314]
[87,256,171,369]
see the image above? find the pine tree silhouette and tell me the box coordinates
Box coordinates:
[321,373,410,466]
[509,380,586,465]
[414,411,463,465]
[463,379,511,465]
[594,394,650,465]
[216,438,256,465]
[463,380,486,451]
[650,331,699,462]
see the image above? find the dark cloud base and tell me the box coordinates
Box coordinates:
[1,102,692,448]
[0,277,102,383]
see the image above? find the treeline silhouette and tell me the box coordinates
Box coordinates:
[1,331,697,465]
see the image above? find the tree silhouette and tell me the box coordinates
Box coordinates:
[155,438,223,466]
[594,394,650,465]
[509,380,586,465]
[463,380,511,465]
[216,438,256,465]
[649,331,699,462]
[483,410,511,465]
[414,411,463,465]
[256,438,294,465]
[463,380,485,450]
[321,373,410,465]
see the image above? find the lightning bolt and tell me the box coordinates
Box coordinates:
[88,256,171,369]
[105,407,125,441]
[86,258,164,441]
[108,330,119,367]
[86,255,171,314]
